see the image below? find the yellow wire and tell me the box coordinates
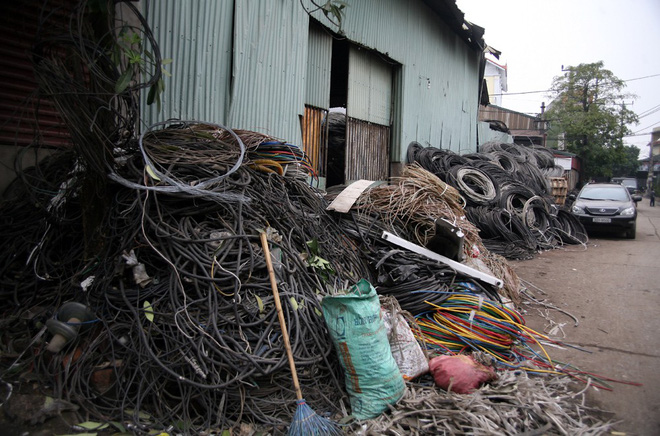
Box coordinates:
[248,159,284,175]
[420,297,560,373]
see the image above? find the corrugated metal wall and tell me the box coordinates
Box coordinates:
[305,0,481,157]
[305,23,332,110]
[345,46,392,181]
[227,1,308,144]
[302,22,332,176]
[142,0,481,165]
[142,0,234,129]
[143,0,309,145]
[347,46,392,125]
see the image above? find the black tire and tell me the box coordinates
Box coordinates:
[626,222,637,239]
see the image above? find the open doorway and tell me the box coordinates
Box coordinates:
[325,38,349,188]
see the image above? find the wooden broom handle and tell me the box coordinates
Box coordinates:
[260,232,304,401]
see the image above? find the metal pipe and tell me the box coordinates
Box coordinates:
[381,231,503,288]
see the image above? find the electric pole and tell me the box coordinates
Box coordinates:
[648,140,655,194]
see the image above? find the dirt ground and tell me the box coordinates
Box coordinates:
[511,198,660,436]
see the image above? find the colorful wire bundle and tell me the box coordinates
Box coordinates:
[415,293,642,390]
[415,293,530,358]
[250,141,317,179]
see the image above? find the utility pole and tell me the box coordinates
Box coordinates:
[648,140,655,194]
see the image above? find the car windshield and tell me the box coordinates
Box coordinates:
[579,187,629,201]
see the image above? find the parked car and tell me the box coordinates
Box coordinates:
[569,183,642,239]
[611,177,638,194]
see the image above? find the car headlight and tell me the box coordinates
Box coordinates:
[620,207,635,216]
[571,205,585,214]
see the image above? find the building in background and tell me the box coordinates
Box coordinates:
[477,56,548,147]
[483,57,507,107]
[478,104,547,147]
[638,126,660,192]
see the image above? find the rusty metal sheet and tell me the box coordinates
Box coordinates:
[345,117,390,182]
[301,105,328,176]
[0,0,75,148]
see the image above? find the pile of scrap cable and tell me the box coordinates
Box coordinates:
[407,142,588,260]
[325,164,521,307]
[0,1,605,433]
[321,166,637,432]
[0,133,624,435]
[342,290,635,434]
[0,122,374,433]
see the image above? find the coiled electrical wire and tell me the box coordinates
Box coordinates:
[462,152,493,163]
[406,141,425,163]
[499,183,535,216]
[489,151,521,174]
[464,206,537,260]
[522,196,560,249]
[447,166,499,206]
[1,132,374,431]
[553,209,589,245]
[406,141,587,257]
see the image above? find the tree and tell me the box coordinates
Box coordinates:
[611,143,641,177]
[544,61,639,181]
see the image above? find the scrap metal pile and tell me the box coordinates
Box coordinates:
[0,127,618,434]
[325,165,521,307]
[0,2,614,435]
[0,127,617,434]
[1,123,372,431]
[407,142,588,260]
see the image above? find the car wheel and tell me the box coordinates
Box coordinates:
[626,222,636,239]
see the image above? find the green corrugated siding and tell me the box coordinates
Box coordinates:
[143,0,480,156]
[142,0,309,145]
[347,46,392,126]
[228,1,309,144]
[141,0,234,128]
[305,0,481,156]
[305,23,332,109]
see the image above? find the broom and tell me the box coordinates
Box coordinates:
[259,231,342,436]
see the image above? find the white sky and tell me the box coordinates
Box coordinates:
[455,0,660,157]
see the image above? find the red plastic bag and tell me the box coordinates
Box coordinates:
[429,354,496,394]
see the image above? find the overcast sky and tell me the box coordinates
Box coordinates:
[455,0,660,157]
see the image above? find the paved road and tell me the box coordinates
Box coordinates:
[510,198,660,435]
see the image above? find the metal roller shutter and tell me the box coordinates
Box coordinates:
[0,0,74,148]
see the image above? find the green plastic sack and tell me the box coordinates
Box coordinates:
[321,279,405,419]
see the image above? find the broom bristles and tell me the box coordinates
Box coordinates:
[288,399,342,436]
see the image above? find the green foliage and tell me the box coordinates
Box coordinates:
[304,0,348,29]
[611,144,642,177]
[321,0,348,25]
[544,61,639,181]
[305,238,335,282]
[114,28,172,111]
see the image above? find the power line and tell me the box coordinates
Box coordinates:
[488,89,548,97]
[624,132,655,138]
[623,72,660,82]
[488,72,660,97]
[633,120,660,135]
[637,103,660,119]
